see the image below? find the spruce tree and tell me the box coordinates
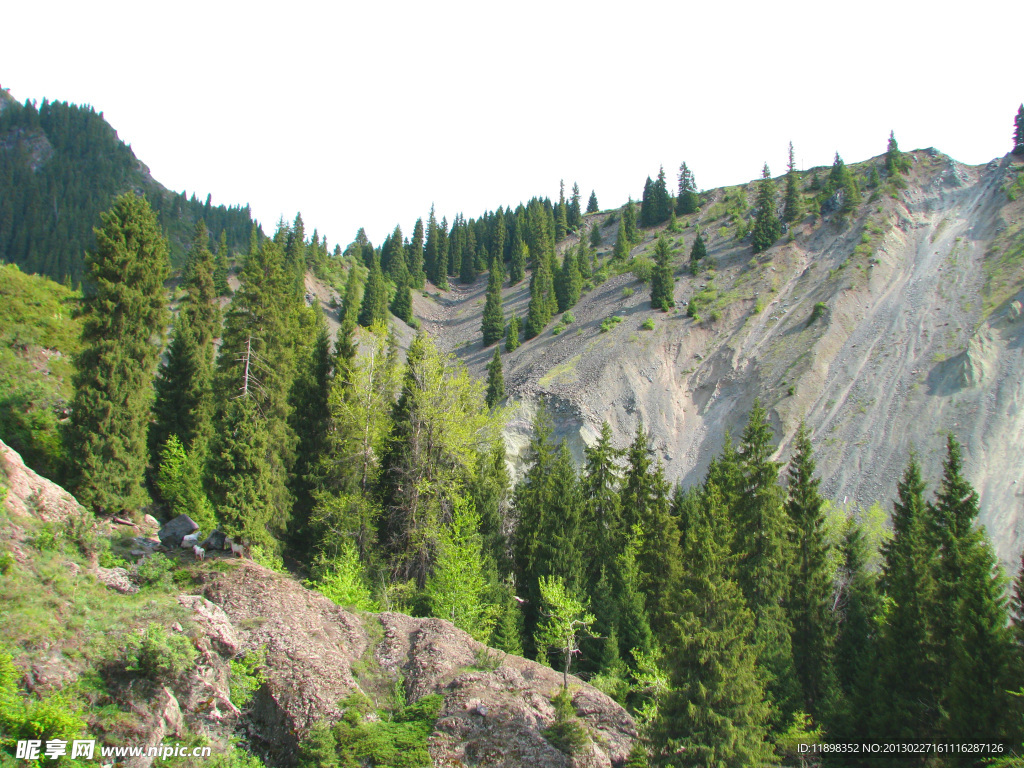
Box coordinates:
[751,163,781,253]
[676,162,699,215]
[689,229,707,272]
[581,421,625,569]
[149,312,210,470]
[640,176,655,227]
[357,252,388,327]
[612,218,631,262]
[509,240,527,285]
[1015,104,1024,155]
[485,347,504,408]
[460,228,477,284]
[885,131,910,176]
[569,183,582,230]
[65,192,169,513]
[389,269,413,325]
[733,402,799,726]
[872,455,939,743]
[586,190,599,214]
[785,422,836,721]
[408,217,426,288]
[623,197,639,244]
[650,235,674,312]
[654,482,772,767]
[783,142,802,223]
[481,263,505,346]
[339,265,361,330]
[524,249,556,339]
[213,229,231,296]
[505,315,521,352]
[555,248,582,313]
[589,222,602,249]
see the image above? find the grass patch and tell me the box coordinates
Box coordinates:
[538,355,582,387]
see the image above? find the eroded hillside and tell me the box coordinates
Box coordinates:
[419,150,1024,564]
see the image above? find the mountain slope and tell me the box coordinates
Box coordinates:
[424,150,1024,564]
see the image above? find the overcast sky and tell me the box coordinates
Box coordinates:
[2,1,1019,249]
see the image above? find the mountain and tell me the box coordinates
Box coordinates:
[421,149,1024,565]
[0,87,258,284]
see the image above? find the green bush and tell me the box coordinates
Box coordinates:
[621,286,634,298]
[599,316,624,333]
[97,538,127,569]
[132,553,175,589]
[542,688,589,754]
[641,318,655,331]
[810,302,828,322]
[562,312,575,324]
[229,648,267,709]
[124,623,197,683]
[631,255,654,284]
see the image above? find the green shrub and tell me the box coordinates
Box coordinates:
[641,318,655,331]
[542,688,589,754]
[124,623,197,683]
[631,255,654,284]
[132,553,175,589]
[621,286,634,298]
[97,538,127,569]
[308,543,377,611]
[810,302,828,322]
[599,316,624,333]
[229,648,267,709]
[562,312,575,324]
[0,552,13,575]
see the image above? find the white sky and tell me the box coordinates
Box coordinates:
[2,0,1019,249]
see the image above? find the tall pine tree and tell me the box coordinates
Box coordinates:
[65,193,169,513]
[751,164,781,253]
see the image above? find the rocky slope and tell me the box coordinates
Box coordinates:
[419,151,1024,565]
[0,439,637,767]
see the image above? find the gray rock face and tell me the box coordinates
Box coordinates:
[158,515,198,548]
[201,529,227,551]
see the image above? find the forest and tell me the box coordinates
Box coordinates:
[2,105,1024,766]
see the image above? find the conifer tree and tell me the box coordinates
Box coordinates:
[65,192,169,512]
[357,252,388,327]
[555,248,582,313]
[380,224,406,282]
[339,265,361,330]
[481,263,505,346]
[654,482,772,767]
[623,197,639,244]
[589,222,602,249]
[783,142,802,223]
[213,229,231,296]
[509,240,527,285]
[581,421,625,569]
[209,236,298,549]
[689,229,707,272]
[872,455,939,743]
[524,249,556,339]
[650,235,675,311]
[884,131,910,176]
[554,204,568,243]
[640,176,655,227]
[1015,105,1024,155]
[733,402,798,726]
[930,435,1016,742]
[676,162,699,215]
[389,269,413,325]
[435,217,450,289]
[569,183,582,230]
[586,190,599,214]
[785,422,836,721]
[460,227,478,284]
[408,217,426,288]
[751,164,781,253]
[612,218,631,262]
[505,315,521,352]
[485,347,504,408]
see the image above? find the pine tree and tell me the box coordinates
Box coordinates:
[785,422,836,721]
[733,402,798,726]
[589,222,602,249]
[505,315,521,352]
[930,435,1016,742]
[485,347,504,408]
[555,247,582,313]
[640,176,655,227]
[751,164,781,253]
[509,240,527,285]
[1015,105,1024,155]
[339,265,361,330]
[569,183,582,230]
[676,162,699,215]
[623,197,639,244]
[481,264,505,346]
[650,235,674,312]
[612,218,631,262]
[409,217,426,288]
[885,131,910,176]
[64,193,169,513]
[524,249,556,339]
[460,227,477,284]
[654,482,772,767]
[586,190,599,214]
[872,455,939,743]
[357,252,388,327]
[554,204,568,243]
[389,269,413,325]
[783,142,802,223]
[581,421,625,570]
[213,229,231,296]
[689,229,707,272]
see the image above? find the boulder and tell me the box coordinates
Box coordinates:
[95,566,139,594]
[201,530,227,552]
[158,515,199,548]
